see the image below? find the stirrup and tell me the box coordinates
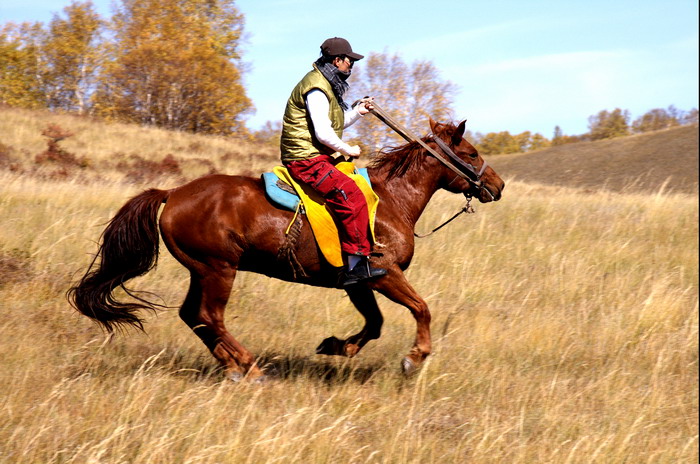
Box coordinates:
[342,261,387,287]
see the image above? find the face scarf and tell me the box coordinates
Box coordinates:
[315,58,351,110]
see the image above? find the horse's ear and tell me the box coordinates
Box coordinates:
[429,117,439,134]
[452,119,467,144]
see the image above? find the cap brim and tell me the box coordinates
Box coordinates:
[347,52,364,60]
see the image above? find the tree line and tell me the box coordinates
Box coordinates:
[1,0,251,134]
[1,1,697,153]
[472,105,698,156]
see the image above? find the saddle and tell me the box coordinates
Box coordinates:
[262,161,379,267]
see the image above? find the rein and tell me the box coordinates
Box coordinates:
[368,101,484,237]
[413,196,475,238]
[369,102,488,188]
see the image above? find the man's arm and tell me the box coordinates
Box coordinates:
[305,89,360,157]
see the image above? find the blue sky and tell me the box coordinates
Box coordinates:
[2,0,698,138]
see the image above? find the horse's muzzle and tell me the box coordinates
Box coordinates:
[476,181,503,202]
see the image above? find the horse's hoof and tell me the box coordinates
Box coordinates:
[401,357,419,377]
[250,374,269,384]
[226,371,269,384]
[316,336,344,356]
[344,343,359,358]
[227,371,245,383]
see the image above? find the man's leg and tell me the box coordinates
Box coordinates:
[285,156,385,285]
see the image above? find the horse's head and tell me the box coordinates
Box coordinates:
[429,119,504,202]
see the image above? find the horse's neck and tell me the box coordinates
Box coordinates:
[368,163,441,227]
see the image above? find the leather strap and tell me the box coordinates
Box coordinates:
[369,102,483,186]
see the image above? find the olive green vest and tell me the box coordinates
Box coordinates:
[280,66,344,163]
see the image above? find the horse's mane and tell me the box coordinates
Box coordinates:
[368,121,457,180]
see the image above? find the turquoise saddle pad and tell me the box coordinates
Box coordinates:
[262,167,372,211]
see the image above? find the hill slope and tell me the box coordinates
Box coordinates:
[1,106,697,193]
[0,106,279,185]
[488,124,698,194]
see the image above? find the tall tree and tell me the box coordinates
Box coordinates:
[632,106,680,133]
[588,108,630,140]
[351,51,457,151]
[42,1,103,114]
[93,0,252,134]
[0,22,46,108]
[552,125,564,145]
[529,132,551,151]
[681,108,698,125]
[475,130,550,155]
[477,131,520,155]
[408,60,456,131]
[253,120,282,145]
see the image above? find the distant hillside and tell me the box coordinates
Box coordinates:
[488,124,698,194]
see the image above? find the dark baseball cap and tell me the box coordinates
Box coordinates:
[320,37,364,60]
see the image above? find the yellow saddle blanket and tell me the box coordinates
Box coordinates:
[273,161,379,268]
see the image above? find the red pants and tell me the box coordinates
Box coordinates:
[285,155,371,257]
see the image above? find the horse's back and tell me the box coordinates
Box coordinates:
[159,174,290,263]
[168,173,260,202]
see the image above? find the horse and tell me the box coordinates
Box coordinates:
[68,118,505,380]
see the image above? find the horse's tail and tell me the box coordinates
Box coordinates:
[67,188,170,333]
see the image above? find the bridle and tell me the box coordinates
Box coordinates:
[368,101,493,201]
[431,135,491,198]
[365,100,494,236]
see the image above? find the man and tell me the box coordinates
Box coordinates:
[280,37,386,287]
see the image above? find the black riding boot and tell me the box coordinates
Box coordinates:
[342,257,387,287]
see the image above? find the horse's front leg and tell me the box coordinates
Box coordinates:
[372,269,431,376]
[316,284,384,357]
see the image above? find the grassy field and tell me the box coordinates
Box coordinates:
[0,107,698,463]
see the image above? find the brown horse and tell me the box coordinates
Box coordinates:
[68,118,504,380]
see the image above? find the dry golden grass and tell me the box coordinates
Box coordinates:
[0,105,280,185]
[0,107,697,463]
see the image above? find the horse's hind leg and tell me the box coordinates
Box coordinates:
[179,266,263,381]
[316,285,383,358]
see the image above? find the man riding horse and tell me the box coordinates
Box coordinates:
[280,37,387,287]
[68,37,505,380]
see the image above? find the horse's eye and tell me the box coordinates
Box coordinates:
[468,152,478,160]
